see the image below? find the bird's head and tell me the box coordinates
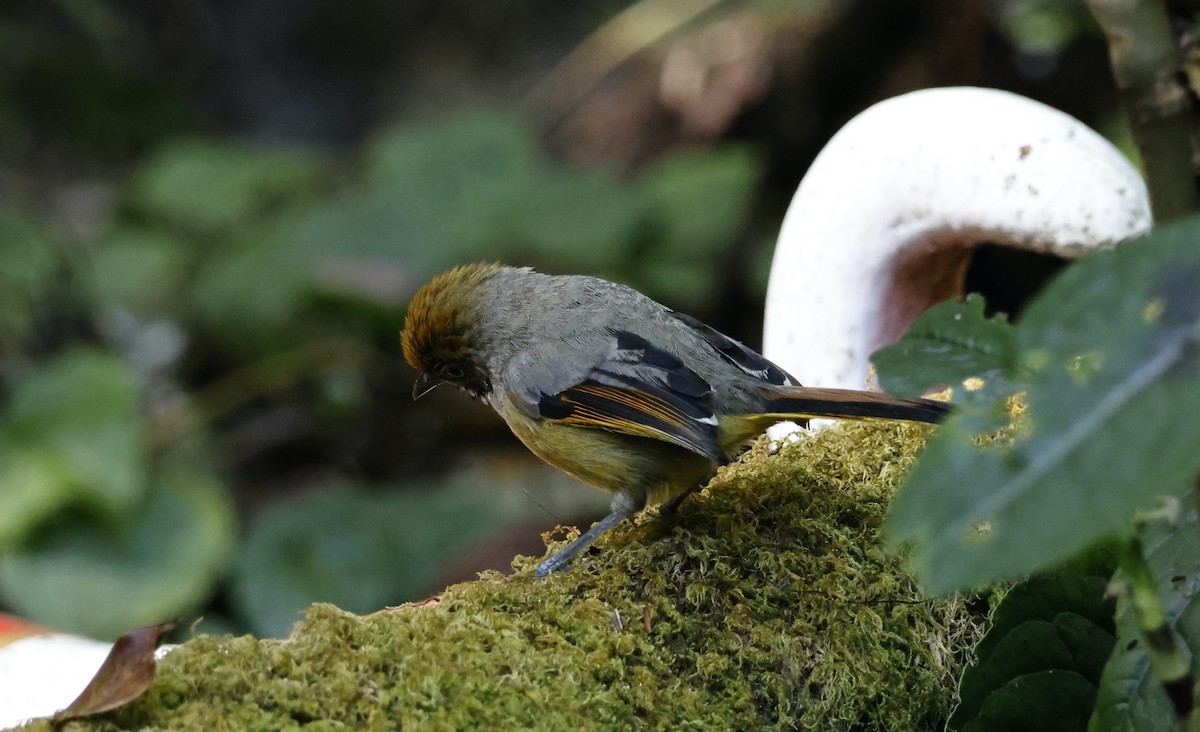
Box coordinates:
[401,263,504,400]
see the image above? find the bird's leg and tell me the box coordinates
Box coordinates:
[658,486,697,515]
[659,458,724,515]
[535,493,639,579]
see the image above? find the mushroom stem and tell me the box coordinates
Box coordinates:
[762,87,1152,393]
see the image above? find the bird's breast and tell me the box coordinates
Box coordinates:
[491,395,716,506]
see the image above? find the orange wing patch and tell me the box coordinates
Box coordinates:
[538,381,723,462]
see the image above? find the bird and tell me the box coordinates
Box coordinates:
[401,263,950,577]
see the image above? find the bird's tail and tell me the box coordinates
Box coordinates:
[759,386,951,425]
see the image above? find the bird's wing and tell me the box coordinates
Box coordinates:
[669,310,798,386]
[510,330,725,462]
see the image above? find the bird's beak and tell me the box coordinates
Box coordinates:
[412,372,444,400]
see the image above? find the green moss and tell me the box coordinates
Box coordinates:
[29,421,984,731]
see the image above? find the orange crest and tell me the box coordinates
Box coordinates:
[401,263,504,372]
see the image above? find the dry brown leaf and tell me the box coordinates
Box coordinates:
[51,621,175,722]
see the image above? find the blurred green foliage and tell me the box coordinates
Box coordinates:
[111,111,759,345]
[0,0,185,158]
[0,469,234,640]
[0,350,142,543]
[0,100,762,638]
[234,484,517,638]
[996,0,1095,56]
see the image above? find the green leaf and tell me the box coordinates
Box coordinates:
[887,216,1200,592]
[230,485,499,637]
[190,192,429,336]
[368,109,541,190]
[0,349,149,549]
[189,214,327,335]
[967,619,1078,695]
[951,560,1116,731]
[500,169,641,270]
[132,139,321,230]
[0,215,58,341]
[633,147,760,304]
[973,567,1115,666]
[996,0,1089,55]
[88,226,188,312]
[952,617,1111,730]
[637,146,759,256]
[0,448,73,547]
[368,109,646,270]
[4,350,145,513]
[1054,613,1118,684]
[0,472,235,639]
[962,670,1097,732]
[873,294,1018,398]
[191,111,550,334]
[0,214,57,292]
[1092,509,1200,731]
[366,110,541,251]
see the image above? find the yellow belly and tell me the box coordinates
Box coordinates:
[494,397,716,507]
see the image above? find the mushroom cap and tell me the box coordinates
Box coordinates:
[762,86,1152,392]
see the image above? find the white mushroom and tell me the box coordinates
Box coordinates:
[0,632,115,727]
[762,87,1152,402]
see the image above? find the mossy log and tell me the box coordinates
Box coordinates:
[26,422,983,731]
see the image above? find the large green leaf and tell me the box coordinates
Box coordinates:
[366,109,542,252]
[190,190,434,337]
[962,670,1097,732]
[887,217,1200,592]
[191,111,562,334]
[368,109,541,194]
[949,568,1115,731]
[1092,509,1200,731]
[0,471,235,639]
[231,485,499,638]
[499,169,642,270]
[873,294,1018,399]
[973,567,1114,664]
[368,110,646,269]
[3,350,145,514]
[996,0,1091,56]
[131,139,321,231]
[0,448,72,547]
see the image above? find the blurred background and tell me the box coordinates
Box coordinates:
[0,0,1132,639]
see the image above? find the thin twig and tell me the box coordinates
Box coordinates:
[526,0,726,121]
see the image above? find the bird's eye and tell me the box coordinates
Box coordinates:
[439,363,466,380]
